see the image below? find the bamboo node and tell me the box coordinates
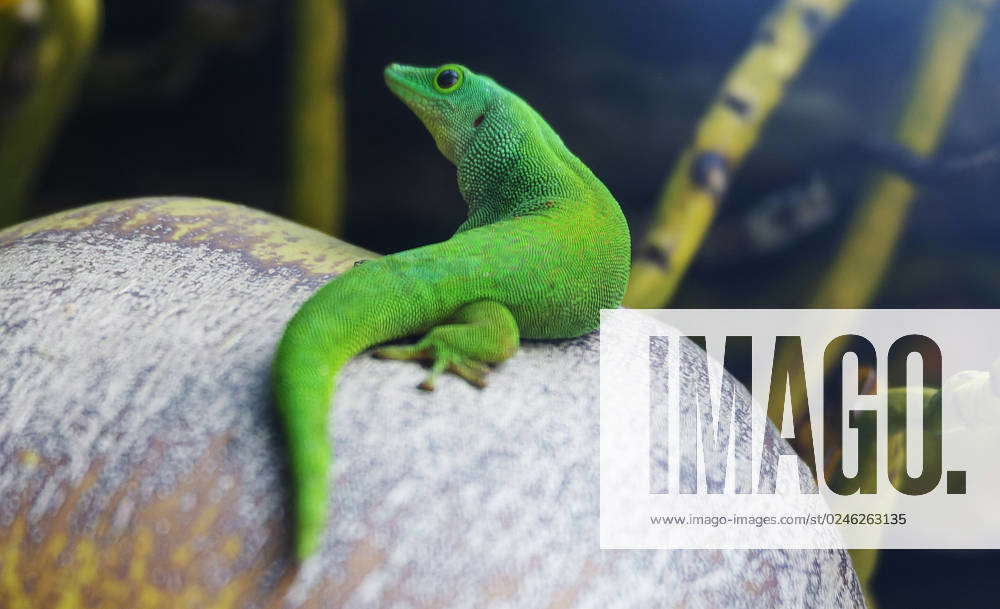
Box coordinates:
[690,151,730,197]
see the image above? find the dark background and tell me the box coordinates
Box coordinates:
[22,0,1000,605]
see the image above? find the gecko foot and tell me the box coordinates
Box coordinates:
[374,343,490,390]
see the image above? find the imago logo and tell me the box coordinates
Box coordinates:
[648,333,963,498]
[600,309,1000,550]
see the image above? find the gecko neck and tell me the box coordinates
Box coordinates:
[455,105,591,230]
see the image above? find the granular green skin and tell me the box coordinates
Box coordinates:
[273,63,631,558]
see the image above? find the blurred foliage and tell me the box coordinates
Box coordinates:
[5,0,998,314]
[625,0,855,309]
[0,0,100,227]
[85,1,272,105]
[811,0,996,309]
[841,386,942,609]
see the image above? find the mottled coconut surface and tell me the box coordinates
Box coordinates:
[0,197,864,608]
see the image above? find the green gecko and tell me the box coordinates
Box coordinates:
[272,62,631,558]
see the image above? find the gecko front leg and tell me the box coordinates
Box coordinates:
[374,300,519,390]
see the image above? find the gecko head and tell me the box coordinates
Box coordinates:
[385,62,498,164]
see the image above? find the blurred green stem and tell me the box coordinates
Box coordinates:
[0,0,102,227]
[810,0,995,308]
[624,0,854,308]
[774,5,995,599]
[842,387,940,609]
[289,0,346,235]
[773,0,997,450]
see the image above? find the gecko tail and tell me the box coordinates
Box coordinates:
[271,258,449,559]
[272,289,354,560]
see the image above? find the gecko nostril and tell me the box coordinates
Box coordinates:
[473,114,485,128]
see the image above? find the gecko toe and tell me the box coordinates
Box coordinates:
[448,360,490,388]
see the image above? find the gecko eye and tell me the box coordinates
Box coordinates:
[433,65,463,93]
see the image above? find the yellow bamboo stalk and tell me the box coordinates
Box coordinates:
[771,0,996,440]
[811,0,995,308]
[624,0,854,308]
[288,0,346,235]
[0,0,101,228]
[783,5,994,604]
[774,0,997,417]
